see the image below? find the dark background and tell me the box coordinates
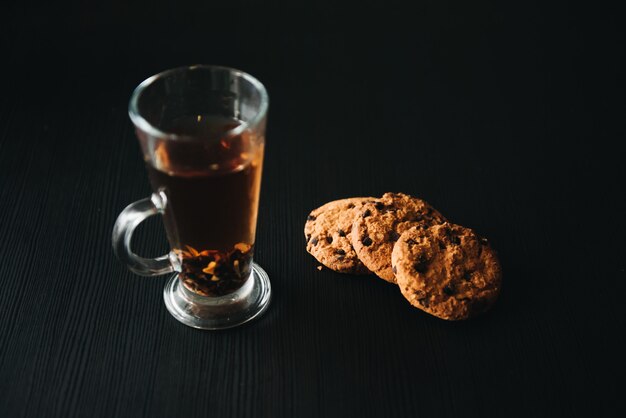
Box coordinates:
[1,1,624,417]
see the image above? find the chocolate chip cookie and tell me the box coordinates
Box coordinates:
[391,223,502,320]
[351,193,446,282]
[305,197,378,274]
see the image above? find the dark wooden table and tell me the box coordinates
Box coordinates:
[1,3,624,417]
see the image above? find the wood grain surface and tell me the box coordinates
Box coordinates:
[1,3,624,417]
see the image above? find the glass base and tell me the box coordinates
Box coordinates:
[163,262,271,330]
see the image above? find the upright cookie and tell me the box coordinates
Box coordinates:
[305,197,378,274]
[391,223,502,320]
[351,193,446,282]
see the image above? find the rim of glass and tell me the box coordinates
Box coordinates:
[128,64,269,141]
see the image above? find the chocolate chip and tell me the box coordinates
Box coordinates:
[388,230,400,242]
[375,202,385,210]
[463,271,472,281]
[347,203,355,209]
[443,227,459,244]
[438,241,446,250]
[443,285,455,295]
[480,238,489,245]
[392,266,397,274]
[326,236,333,244]
[306,234,311,243]
[311,237,319,246]
[335,249,346,255]
[406,238,417,246]
[413,254,429,273]
[410,215,423,223]
[418,297,430,308]
[414,261,427,273]
[362,209,372,218]
[307,215,316,221]
[362,236,373,246]
[338,229,346,237]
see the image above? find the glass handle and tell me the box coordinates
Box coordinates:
[112,191,176,276]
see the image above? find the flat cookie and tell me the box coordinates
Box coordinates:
[305,197,378,274]
[351,193,446,282]
[391,223,502,320]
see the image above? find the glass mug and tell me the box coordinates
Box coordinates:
[112,65,271,330]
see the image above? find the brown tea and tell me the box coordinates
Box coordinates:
[141,115,264,296]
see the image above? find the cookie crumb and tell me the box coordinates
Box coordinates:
[317,265,323,271]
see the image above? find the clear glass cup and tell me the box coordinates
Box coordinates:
[112,65,271,330]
